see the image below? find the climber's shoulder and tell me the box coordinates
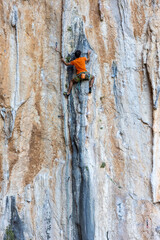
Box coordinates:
[81,57,87,61]
[80,56,88,62]
[70,57,87,65]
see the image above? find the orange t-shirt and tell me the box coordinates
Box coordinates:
[70,57,87,74]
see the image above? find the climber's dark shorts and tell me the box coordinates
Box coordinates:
[74,71,93,83]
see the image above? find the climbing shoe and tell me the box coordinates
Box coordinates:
[63,92,70,97]
[89,87,92,93]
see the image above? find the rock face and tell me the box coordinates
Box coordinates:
[0,0,160,239]
[143,8,160,203]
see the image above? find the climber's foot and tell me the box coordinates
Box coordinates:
[89,87,92,93]
[63,92,70,97]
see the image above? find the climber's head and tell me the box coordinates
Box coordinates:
[75,50,81,58]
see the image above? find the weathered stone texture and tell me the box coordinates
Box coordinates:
[0,0,160,239]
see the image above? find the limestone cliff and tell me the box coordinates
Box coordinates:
[0,0,160,239]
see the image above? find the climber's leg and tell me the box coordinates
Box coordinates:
[63,79,75,97]
[67,79,75,95]
[64,73,81,97]
[89,76,94,88]
[89,75,95,93]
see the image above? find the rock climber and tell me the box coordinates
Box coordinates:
[61,50,95,96]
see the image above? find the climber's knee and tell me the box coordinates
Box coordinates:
[90,75,94,83]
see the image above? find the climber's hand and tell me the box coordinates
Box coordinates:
[61,58,72,66]
[86,50,91,62]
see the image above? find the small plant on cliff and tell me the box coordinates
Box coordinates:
[100,162,106,168]
[65,55,71,63]
[86,166,89,171]
[100,96,105,101]
[5,225,15,240]
[67,26,72,32]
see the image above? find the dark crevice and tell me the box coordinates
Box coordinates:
[66,20,95,240]
[4,196,25,240]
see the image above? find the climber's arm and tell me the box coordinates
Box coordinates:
[61,58,72,66]
[86,50,91,62]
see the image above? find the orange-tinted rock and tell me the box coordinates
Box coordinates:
[0,0,160,239]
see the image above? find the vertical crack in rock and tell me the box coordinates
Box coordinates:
[1,6,26,139]
[112,61,120,113]
[61,6,96,238]
[143,10,160,203]
[4,196,24,240]
[68,26,95,240]
[11,6,20,111]
[1,6,21,139]
[60,1,73,239]
[11,6,19,138]
[98,0,104,21]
